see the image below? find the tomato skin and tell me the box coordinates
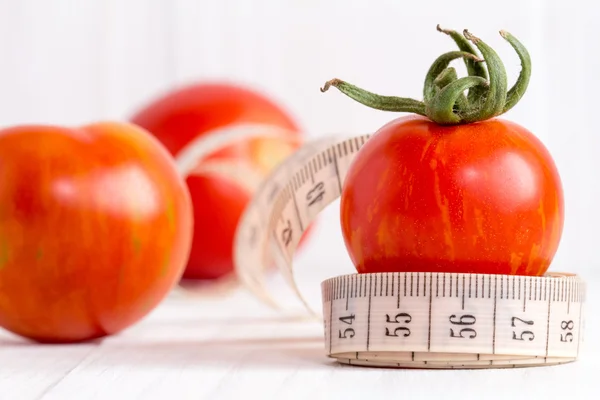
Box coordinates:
[340,115,564,276]
[0,122,193,343]
[130,82,301,162]
[131,82,312,280]
[184,173,250,279]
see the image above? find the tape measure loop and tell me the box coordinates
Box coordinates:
[225,131,586,369]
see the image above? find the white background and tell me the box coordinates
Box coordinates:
[0,1,598,399]
[0,0,598,281]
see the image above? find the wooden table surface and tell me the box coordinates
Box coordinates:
[1,274,598,400]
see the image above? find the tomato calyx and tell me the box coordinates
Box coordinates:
[320,25,531,126]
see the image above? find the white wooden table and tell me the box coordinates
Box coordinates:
[1,274,598,400]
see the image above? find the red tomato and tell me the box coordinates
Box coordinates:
[0,122,194,343]
[131,82,313,280]
[340,115,564,276]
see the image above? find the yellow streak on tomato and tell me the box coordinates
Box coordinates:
[433,170,455,261]
[407,169,415,201]
[537,200,547,234]
[433,137,449,166]
[376,213,403,260]
[551,213,562,248]
[526,243,541,274]
[510,252,523,275]
[420,137,435,161]
[370,169,390,224]
[472,208,485,246]
[367,200,380,224]
[366,205,374,224]
[376,167,390,192]
[350,227,365,267]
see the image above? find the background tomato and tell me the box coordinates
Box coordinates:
[130,82,313,280]
[0,122,194,343]
[340,115,564,277]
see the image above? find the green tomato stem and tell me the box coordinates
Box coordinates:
[429,76,489,125]
[320,26,532,126]
[423,51,483,105]
[320,79,428,116]
[460,29,507,123]
[501,30,532,113]
[434,68,471,118]
[436,24,489,103]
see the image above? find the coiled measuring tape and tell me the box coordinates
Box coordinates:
[175,123,586,369]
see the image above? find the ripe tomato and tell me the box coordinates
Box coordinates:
[325,27,564,276]
[0,122,193,343]
[340,115,564,276]
[131,82,313,280]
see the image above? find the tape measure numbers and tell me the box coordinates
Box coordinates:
[174,125,587,369]
[322,272,584,368]
[234,134,370,312]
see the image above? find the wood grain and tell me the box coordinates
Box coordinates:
[1,277,598,399]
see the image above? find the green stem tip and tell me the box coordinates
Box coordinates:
[320,25,531,126]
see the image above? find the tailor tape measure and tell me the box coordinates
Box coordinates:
[175,123,586,369]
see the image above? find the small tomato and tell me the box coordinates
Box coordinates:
[323,26,564,277]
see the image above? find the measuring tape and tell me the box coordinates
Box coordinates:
[175,124,586,369]
[321,271,584,368]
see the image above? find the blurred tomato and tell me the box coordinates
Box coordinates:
[131,82,312,280]
[0,122,194,343]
